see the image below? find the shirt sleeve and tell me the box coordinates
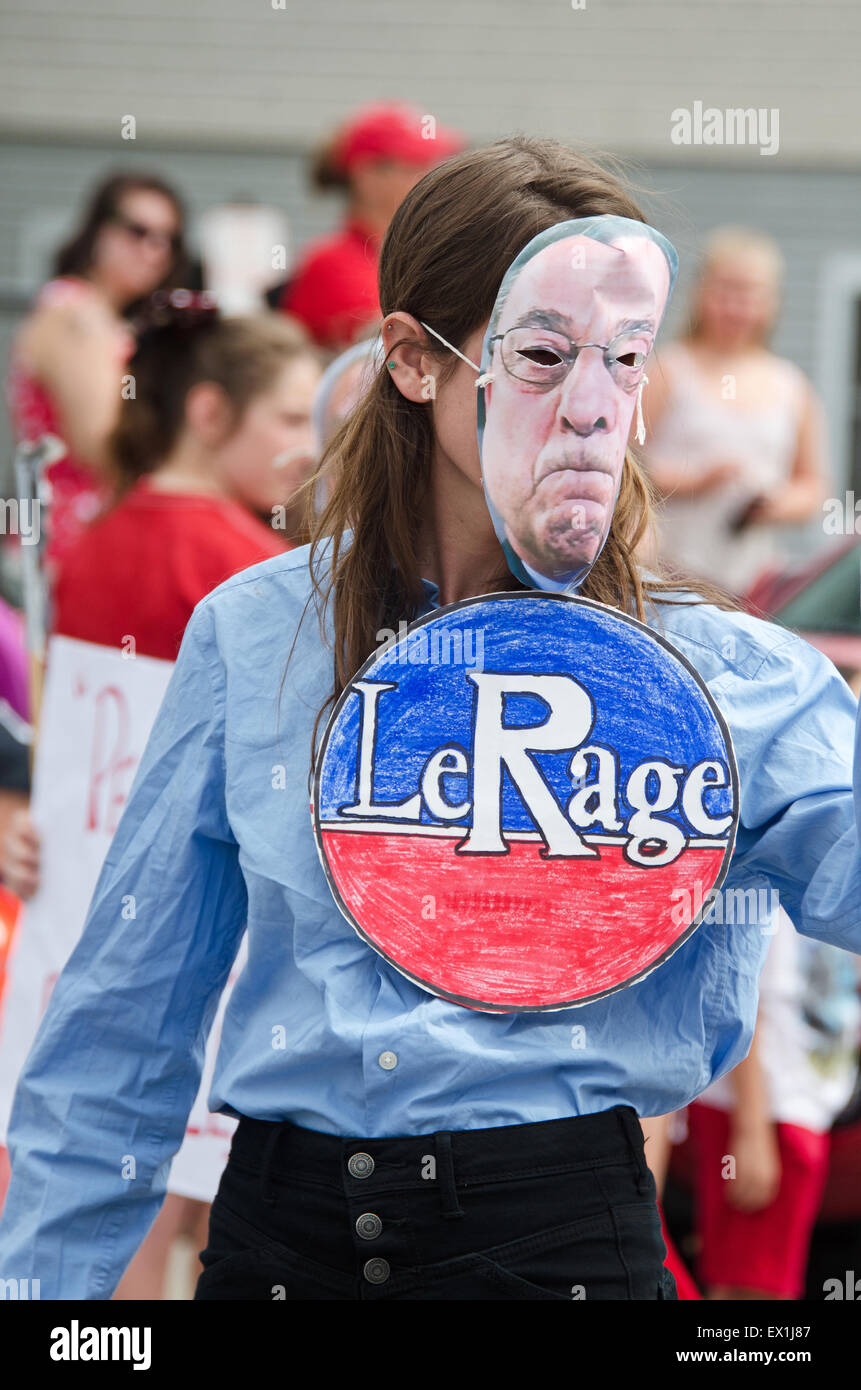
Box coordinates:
[0,600,247,1299]
[728,632,861,953]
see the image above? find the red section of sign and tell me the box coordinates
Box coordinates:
[322,830,724,1010]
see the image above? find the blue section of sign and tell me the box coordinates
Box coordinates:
[318,594,733,838]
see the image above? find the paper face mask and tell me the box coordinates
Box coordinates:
[474,216,678,591]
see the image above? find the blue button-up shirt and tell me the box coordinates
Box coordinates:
[1,545,860,1298]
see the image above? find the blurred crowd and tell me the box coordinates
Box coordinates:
[0,101,858,1301]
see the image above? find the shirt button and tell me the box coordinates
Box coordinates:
[347,1152,375,1179]
[364,1257,390,1284]
[356,1212,383,1240]
[378,1050,398,1070]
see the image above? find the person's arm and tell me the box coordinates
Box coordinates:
[729,632,861,954]
[0,806,39,899]
[723,1019,781,1212]
[20,298,124,470]
[639,1113,672,1196]
[0,601,247,1299]
[742,378,827,526]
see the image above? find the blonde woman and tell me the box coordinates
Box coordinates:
[643,227,826,595]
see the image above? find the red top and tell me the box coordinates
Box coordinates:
[7,277,133,570]
[53,480,288,661]
[280,218,381,351]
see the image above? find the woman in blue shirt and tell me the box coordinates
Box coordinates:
[1,136,860,1302]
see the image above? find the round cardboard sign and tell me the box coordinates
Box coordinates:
[313,592,738,1013]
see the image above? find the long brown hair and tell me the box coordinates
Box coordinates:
[306,136,735,747]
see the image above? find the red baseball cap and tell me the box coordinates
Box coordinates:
[332,101,465,174]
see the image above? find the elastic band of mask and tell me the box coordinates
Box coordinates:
[419,320,494,388]
[635,374,648,446]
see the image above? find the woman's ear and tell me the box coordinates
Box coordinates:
[185,380,235,444]
[381,311,437,404]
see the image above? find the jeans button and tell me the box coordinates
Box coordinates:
[347,1152,375,1179]
[356,1212,382,1240]
[364,1257,390,1285]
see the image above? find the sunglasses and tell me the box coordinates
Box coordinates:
[112,212,182,254]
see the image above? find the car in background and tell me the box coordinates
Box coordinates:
[745,538,861,694]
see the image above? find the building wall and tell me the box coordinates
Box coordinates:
[1,0,858,165]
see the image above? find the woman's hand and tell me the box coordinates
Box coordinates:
[2,807,41,900]
[741,481,822,526]
[726,1122,782,1212]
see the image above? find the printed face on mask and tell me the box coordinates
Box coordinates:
[477,219,676,590]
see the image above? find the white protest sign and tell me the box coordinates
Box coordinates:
[0,635,242,1203]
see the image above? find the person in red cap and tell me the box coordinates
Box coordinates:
[280,101,464,351]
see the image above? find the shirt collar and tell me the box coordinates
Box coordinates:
[419,577,441,613]
[520,559,574,593]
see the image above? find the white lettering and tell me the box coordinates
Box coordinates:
[460,674,598,857]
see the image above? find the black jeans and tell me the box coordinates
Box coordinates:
[195,1105,677,1301]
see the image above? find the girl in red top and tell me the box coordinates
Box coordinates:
[53,299,322,662]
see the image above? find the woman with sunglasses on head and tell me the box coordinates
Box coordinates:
[1,137,861,1302]
[7,173,188,575]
